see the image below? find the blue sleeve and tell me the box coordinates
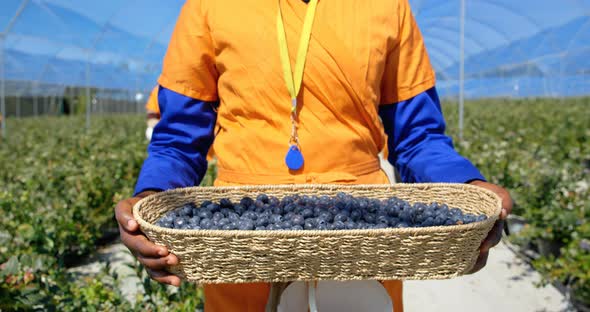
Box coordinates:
[379,87,485,183]
[134,86,218,196]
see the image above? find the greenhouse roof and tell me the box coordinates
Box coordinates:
[0,0,589,98]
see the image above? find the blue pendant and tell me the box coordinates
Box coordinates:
[285,145,304,170]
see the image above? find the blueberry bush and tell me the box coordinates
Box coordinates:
[0,97,588,310]
[0,115,209,310]
[444,97,589,308]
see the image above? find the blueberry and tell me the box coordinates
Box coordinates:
[374,223,388,229]
[174,218,186,228]
[255,226,267,230]
[291,214,305,226]
[238,220,255,230]
[255,200,266,209]
[444,219,456,226]
[304,219,316,230]
[281,220,293,229]
[399,209,414,223]
[281,196,294,206]
[212,212,224,221]
[200,200,213,208]
[284,212,295,220]
[317,219,328,227]
[270,214,283,224]
[333,213,348,223]
[180,204,194,217]
[198,210,213,220]
[227,212,240,221]
[421,208,434,219]
[200,218,213,229]
[450,208,463,216]
[255,216,269,227]
[434,215,447,226]
[301,208,314,218]
[317,224,329,231]
[220,208,233,216]
[350,209,362,221]
[396,222,409,228]
[291,225,304,231]
[421,217,435,227]
[318,196,331,209]
[272,205,284,215]
[267,224,282,230]
[221,224,234,230]
[284,203,297,213]
[363,213,376,224]
[189,218,200,229]
[206,203,220,212]
[242,211,258,220]
[333,221,346,230]
[376,215,389,225]
[234,204,246,215]
[269,196,280,207]
[357,199,368,210]
[218,218,230,227]
[240,196,255,207]
[256,194,269,204]
[476,215,487,222]
[162,214,174,223]
[219,198,233,208]
[344,220,357,229]
[318,211,334,222]
[463,215,476,224]
[336,192,347,201]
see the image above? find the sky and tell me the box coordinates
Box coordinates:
[0,0,588,96]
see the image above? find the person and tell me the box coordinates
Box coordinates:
[115,0,513,311]
[144,86,161,142]
[143,85,217,163]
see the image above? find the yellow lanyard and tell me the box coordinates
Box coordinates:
[277,0,318,170]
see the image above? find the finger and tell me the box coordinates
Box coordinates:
[146,268,182,287]
[137,254,179,270]
[115,198,140,232]
[480,220,505,252]
[468,251,489,274]
[119,225,169,257]
[498,189,513,219]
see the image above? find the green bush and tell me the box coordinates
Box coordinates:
[0,115,207,310]
[1,98,588,309]
[443,97,589,307]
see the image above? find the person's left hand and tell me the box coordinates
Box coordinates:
[466,180,513,274]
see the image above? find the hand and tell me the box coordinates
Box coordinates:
[115,191,182,286]
[467,180,513,274]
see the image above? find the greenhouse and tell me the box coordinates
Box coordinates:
[0,0,588,310]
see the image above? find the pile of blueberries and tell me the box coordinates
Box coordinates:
[155,193,487,231]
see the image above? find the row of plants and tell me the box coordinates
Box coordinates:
[0,116,209,310]
[443,97,589,308]
[1,97,588,310]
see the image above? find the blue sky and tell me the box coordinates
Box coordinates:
[1,0,588,95]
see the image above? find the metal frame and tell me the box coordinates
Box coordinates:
[459,0,466,141]
[1,0,30,138]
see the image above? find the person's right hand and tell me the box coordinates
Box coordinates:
[115,191,181,286]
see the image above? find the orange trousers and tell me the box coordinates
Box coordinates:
[204,163,404,312]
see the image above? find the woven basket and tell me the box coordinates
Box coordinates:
[133,183,501,284]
